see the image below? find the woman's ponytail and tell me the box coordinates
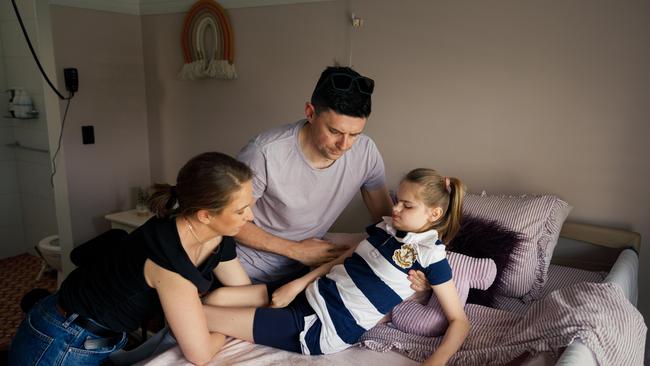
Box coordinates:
[147,152,253,219]
[148,183,178,218]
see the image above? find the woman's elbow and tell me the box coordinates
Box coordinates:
[183,341,223,366]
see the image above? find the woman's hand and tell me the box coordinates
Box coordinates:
[270,279,305,308]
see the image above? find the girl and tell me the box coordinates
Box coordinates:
[203,168,470,366]
[10,152,255,366]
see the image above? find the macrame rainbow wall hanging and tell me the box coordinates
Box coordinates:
[179,0,237,80]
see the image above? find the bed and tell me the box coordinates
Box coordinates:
[129,193,645,366]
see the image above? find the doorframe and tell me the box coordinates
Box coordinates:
[35,1,75,280]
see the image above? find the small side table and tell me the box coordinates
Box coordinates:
[104,209,153,233]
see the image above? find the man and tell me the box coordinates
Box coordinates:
[235,66,394,283]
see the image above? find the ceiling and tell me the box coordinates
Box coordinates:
[49,0,333,15]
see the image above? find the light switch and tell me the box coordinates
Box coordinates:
[82,125,95,144]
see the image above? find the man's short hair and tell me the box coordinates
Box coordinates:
[310,66,372,118]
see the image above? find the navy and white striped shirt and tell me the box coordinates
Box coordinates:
[300,217,452,355]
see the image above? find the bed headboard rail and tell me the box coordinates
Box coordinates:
[559,221,641,253]
[552,221,641,271]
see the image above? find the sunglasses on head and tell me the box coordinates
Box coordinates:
[318,73,375,95]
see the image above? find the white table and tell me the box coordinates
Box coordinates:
[104,209,153,233]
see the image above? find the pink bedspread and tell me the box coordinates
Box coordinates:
[360,282,646,365]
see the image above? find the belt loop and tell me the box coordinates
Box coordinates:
[61,313,79,328]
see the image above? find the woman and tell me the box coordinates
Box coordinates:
[9,152,254,366]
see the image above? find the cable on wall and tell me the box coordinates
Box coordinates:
[10,0,73,100]
[349,13,364,67]
[10,0,75,187]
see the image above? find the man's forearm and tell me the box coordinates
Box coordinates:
[361,186,394,223]
[235,222,298,259]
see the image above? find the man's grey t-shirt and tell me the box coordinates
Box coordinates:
[236,119,386,282]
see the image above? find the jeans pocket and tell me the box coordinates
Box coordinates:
[61,333,127,366]
[8,314,55,366]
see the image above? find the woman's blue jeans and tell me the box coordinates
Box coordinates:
[8,294,127,365]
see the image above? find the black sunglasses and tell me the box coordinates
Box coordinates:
[318,73,375,95]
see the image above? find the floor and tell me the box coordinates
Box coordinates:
[0,253,58,352]
[0,253,147,364]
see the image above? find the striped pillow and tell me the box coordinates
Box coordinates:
[391,252,496,337]
[463,193,571,301]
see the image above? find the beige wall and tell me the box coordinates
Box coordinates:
[50,6,151,243]
[142,1,350,180]
[140,0,650,324]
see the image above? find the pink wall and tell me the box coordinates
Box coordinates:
[142,1,350,181]
[50,5,150,243]
[139,0,650,321]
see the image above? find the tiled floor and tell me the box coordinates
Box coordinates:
[0,253,57,351]
[0,253,160,362]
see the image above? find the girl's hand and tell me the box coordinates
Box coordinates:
[270,279,305,308]
[421,359,445,366]
[408,269,431,292]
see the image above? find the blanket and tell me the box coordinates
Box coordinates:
[360,282,646,365]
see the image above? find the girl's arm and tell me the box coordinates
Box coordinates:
[202,259,268,308]
[146,259,226,366]
[270,242,359,308]
[423,280,470,366]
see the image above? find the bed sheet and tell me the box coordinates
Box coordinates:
[493,264,607,314]
[139,335,418,366]
[136,249,638,366]
[554,248,639,366]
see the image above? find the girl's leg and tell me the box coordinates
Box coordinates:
[203,305,256,342]
[203,284,268,307]
[251,305,305,353]
[203,293,314,354]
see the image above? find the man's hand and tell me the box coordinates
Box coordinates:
[408,269,431,292]
[291,238,349,267]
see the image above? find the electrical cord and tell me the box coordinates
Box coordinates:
[11,0,73,100]
[11,0,74,187]
[50,98,71,187]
